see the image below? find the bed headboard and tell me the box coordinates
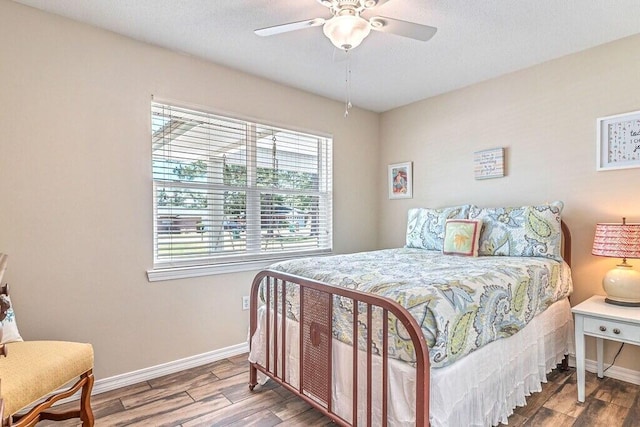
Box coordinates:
[561,220,572,267]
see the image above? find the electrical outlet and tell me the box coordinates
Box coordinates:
[242,296,250,311]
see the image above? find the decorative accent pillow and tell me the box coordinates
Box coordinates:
[0,294,23,344]
[468,201,564,260]
[406,205,471,250]
[443,219,482,256]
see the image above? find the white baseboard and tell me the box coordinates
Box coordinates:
[42,341,249,408]
[567,354,640,386]
[91,341,249,395]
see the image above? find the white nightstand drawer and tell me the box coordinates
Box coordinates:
[583,316,640,345]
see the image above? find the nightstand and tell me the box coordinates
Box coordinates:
[572,295,640,402]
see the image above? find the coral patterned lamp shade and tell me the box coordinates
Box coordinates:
[592,218,640,306]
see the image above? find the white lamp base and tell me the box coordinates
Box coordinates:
[603,263,640,307]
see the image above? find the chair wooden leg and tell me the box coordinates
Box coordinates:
[10,370,94,427]
[80,371,95,427]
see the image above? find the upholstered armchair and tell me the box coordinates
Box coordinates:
[0,254,95,426]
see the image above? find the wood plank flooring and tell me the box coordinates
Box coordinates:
[39,354,640,426]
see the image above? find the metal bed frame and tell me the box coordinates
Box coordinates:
[249,221,571,426]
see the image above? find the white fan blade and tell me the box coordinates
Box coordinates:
[315,0,334,7]
[364,0,393,8]
[255,18,325,37]
[369,16,437,41]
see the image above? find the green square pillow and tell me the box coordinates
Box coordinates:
[443,219,482,256]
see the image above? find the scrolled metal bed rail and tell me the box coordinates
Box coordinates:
[248,269,430,426]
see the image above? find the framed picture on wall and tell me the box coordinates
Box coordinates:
[597,110,640,171]
[474,147,505,179]
[388,161,413,199]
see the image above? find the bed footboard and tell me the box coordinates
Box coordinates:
[249,270,430,426]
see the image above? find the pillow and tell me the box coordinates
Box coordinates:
[0,294,23,344]
[468,201,564,260]
[406,205,471,250]
[443,219,482,256]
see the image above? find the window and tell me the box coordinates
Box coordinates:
[148,101,333,279]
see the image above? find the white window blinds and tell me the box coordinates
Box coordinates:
[151,102,333,269]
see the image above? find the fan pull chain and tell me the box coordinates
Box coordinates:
[344,49,352,118]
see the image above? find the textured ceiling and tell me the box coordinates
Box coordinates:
[13,0,640,112]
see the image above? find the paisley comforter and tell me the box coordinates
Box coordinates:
[267,248,572,368]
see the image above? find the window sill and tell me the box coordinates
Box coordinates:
[147,250,332,282]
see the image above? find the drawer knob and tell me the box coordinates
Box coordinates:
[599,326,607,332]
[614,328,621,335]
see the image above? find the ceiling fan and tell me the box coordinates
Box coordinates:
[255,0,437,51]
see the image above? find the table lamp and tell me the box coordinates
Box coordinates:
[592,217,640,306]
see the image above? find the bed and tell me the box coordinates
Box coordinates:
[248,202,573,426]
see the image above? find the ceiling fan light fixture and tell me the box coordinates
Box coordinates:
[323,15,371,50]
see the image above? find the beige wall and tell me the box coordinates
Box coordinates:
[3,0,640,381]
[0,1,380,379]
[379,34,640,371]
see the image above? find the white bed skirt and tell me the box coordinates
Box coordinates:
[249,297,574,427]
